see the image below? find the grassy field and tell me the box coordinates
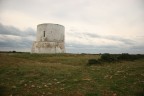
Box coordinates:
[0,53,144,96]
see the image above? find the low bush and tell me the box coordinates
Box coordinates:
[99,53,144,63]
[100,53,118,62]
[118,53,144,61]
[87,54,144,66]
[87,59,100,66]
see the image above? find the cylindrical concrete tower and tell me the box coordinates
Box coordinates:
[31,23,65,53]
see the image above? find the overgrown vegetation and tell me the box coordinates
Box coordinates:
[87,53,144,65]
[0,53,144,96]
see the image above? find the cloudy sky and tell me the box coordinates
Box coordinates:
[0,0,144,54]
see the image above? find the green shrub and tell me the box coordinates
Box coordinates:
[87,54,144,65]
[87,59,100,66]
[117,53,144,61]
[100,53,118,62]
[118,53,130,60]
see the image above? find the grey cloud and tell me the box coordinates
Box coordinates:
[66,42,118,49]
[0,35,33,51]
[65,31,142,53]
[0,23,36,36]
[66,42,144,54]
[106,36,135,45]
[66,42,122,54]
[0,23,21,36]
[84,33,101,38]
[131,45,144,50]
[0,38,31,48]
[0,23,35,51]
[84,33,135,45]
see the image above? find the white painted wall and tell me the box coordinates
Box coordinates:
[36,23,64,42]
[31,23,65,53]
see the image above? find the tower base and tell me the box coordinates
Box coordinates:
[31,41,65,54]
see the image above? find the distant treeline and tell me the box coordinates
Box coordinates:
[88,53,144,66]
[0,51,28,53]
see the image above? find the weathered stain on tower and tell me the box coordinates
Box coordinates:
[31,23,65,53]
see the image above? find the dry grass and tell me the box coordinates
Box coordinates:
[0,53,144,96]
